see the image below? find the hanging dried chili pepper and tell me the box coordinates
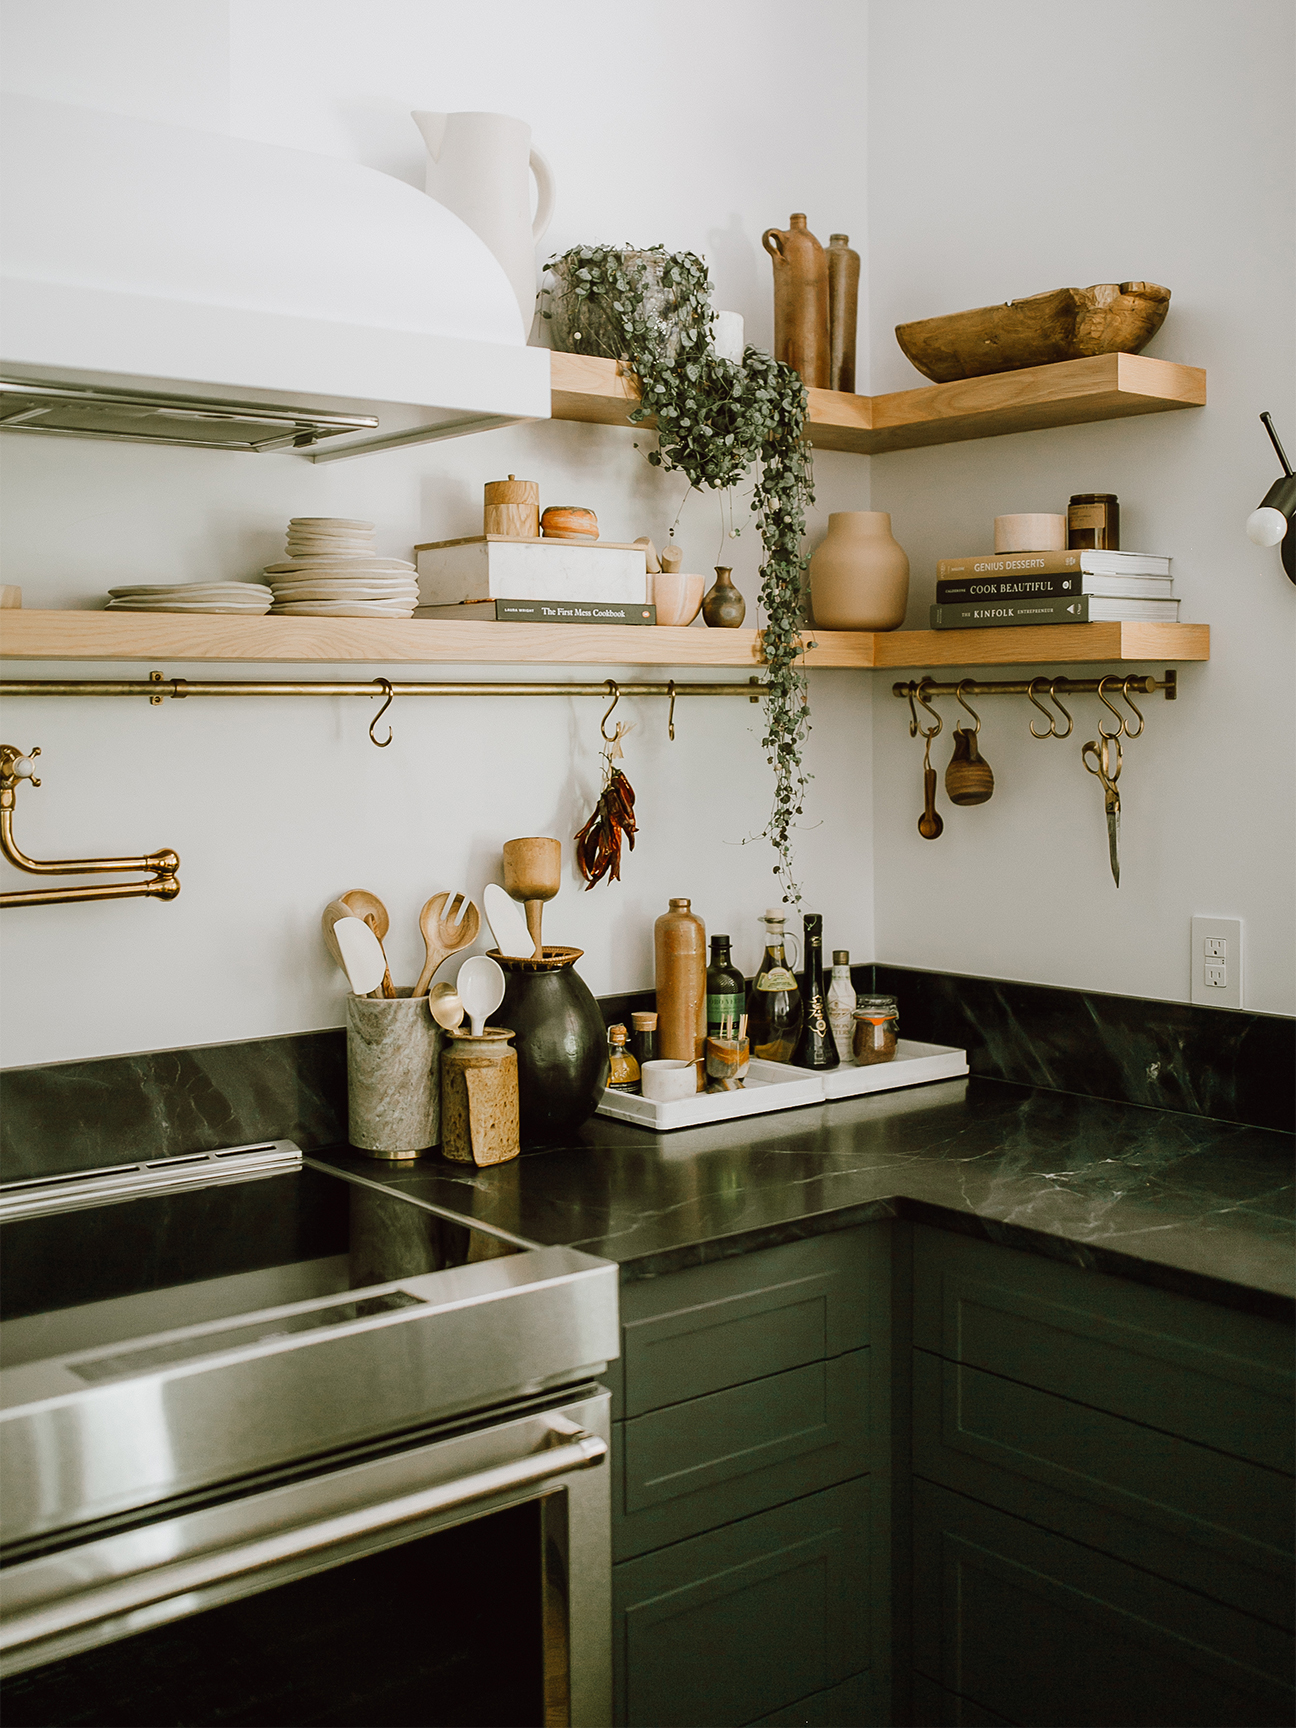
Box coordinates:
[575,691,638,888]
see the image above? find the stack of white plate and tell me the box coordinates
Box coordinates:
[105,582,273,614]
[264,517,418,618]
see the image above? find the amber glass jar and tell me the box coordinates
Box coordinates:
[852,995,899,1065]
[1067,493,1120,550]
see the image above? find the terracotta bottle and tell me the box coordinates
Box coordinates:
[654,897,707,1086]
[827,235,860,393]
[808,511,910,631]
[761,214,829,388]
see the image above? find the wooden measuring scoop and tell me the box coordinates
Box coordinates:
[918,735,944,839]
[945,727,995,806]
[502,837,562,960]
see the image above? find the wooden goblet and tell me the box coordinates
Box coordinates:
[502,836,562,961]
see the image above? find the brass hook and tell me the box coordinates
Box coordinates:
[954,679,982,733]
[1048,679,1074,739]
[1119,676,1146,739]
[913,679,943,739]
[906,686,921,738]
[1027,677,1056,739]
[1097,675,1125,738]
[600,679,621,741]
[368,678,394,748]
[667,680,677,742]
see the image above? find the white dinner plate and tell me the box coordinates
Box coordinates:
[270,601,416,617]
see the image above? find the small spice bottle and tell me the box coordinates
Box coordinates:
[630,1010,658,1070]
[606,1024,640,1093]
[852,995,899,1065]
[1067,493,1120,551]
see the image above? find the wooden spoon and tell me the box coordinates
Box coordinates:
[340,889,396,997]
[502,837,562,960]
[918,738,944,839]
[414,891,481,997]
[427,981,465,1031]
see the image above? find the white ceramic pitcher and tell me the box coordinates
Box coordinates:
[411,110,555,337]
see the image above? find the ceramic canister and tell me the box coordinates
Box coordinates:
[346,989,442,1158]
[440,1028,520,1166]
[808,511,910,631]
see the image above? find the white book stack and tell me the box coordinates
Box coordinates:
[415,536,648,608]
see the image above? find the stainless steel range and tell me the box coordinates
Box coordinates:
[0,1142,618,1727]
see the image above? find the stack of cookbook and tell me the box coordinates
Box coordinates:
[929,548,1177,630]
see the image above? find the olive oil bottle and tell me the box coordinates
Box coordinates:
[746,909,803,1063]
[792,912,839,1069]
[706,935,746,1039]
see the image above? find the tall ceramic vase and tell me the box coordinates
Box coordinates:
[808,511,910,630]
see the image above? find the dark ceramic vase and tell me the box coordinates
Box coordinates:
[702,565,746,628]
[488,948,609,1148]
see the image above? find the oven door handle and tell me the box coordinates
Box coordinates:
[0,1427,607,1660]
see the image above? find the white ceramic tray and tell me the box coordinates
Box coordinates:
[596,1040,968,1132]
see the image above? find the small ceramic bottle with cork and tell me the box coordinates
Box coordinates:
[827,950,856,1063]
[654,897,707,1090]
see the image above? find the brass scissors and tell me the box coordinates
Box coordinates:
[1082,734,1122,887]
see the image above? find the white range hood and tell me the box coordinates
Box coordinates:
[0,95,551,459]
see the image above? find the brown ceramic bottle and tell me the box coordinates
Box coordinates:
[654,897,707,1087]
[761,214,829,388]
[827,235,860,393]
[701,566,746,628]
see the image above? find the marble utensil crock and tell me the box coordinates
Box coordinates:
[808,510,910,630]
[346,988,441,1159]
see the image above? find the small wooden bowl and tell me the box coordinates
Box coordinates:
[896,282,1171,383]
[541,506,599,541]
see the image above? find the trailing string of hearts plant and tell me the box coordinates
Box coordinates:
[545,244,814,904]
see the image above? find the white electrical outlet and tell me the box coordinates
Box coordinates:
[1191,916,1243,1008]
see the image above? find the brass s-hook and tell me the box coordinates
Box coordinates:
[1097,676,1126,739]
[954,679,982,732]
[666,680,677,742]
[1119,676,1146,738]
[1048,679,1074,739]
[1027,677,1056,738]
[369,678,394,748]
[913,679,943,739]
[600,680,621,741]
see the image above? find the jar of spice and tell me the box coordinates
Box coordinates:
[630,1010,658,1070]
[1067,493,1119,551]
[852,995,899,1065]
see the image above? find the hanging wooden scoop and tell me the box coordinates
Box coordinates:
[945,727,995,806]
[918,735,944,839]
[501,836,562,959]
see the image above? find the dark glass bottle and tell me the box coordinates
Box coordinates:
[706,936,746,1039]
[746,909,803,1064]
[792,912,839,1069]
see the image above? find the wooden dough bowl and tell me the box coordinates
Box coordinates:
[896,282,1171,383]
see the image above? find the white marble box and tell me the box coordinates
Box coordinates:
[415,535,648,606]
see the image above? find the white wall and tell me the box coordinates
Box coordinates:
[0,0,874,1066]
[866,0,1296,1014]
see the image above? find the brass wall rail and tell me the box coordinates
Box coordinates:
[0,673,766,700]
[891,672,1177,701]
[0,746,180,909]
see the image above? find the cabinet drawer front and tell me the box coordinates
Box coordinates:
[614,1351,871,1557]
[614,1479,871,1728]
[911,1672,1012,1726]
[621,1231,876,1417]
[913,1480,1295,1727]
[913,1349,1294,1627]
[913,1227,1293,1469]
[743,1669,878,1726]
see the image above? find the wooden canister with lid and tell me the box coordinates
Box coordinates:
[484,475,540,538]
[654,897,707,1091]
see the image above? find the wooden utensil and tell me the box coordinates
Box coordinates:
[918,735,944,839]
[323,897,387,994]
[414,891,481,997]
[340,889,396,997]
[945,728,995,805]
[501,837,561,960]
[333,916,388,997]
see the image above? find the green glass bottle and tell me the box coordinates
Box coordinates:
[706,935,746,1039]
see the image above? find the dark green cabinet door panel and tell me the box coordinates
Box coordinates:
[912,1226,1294,1470]
[620,1231,877,1417]
[743,1669,878,1725]
[910,1672,1013,1726]
[614,1479,871,1728]
[614,1350,871,1558]
[913,1348,1294,1626]
[913,1480,1295,1727]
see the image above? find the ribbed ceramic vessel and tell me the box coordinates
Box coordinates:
[809,511,910,631]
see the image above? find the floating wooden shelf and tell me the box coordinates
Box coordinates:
[0,611,1209,670]
[549,351,1206,455]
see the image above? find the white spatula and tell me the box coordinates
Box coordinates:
[484,883,534,959]
[333,915,388,997]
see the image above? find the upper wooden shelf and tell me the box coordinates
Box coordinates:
[0,611,1209,670]
[549,351,1206,455]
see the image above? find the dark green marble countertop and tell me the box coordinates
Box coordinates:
[312,1076,1295,1321]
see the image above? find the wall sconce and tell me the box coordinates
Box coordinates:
[1245,411,1295,584]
